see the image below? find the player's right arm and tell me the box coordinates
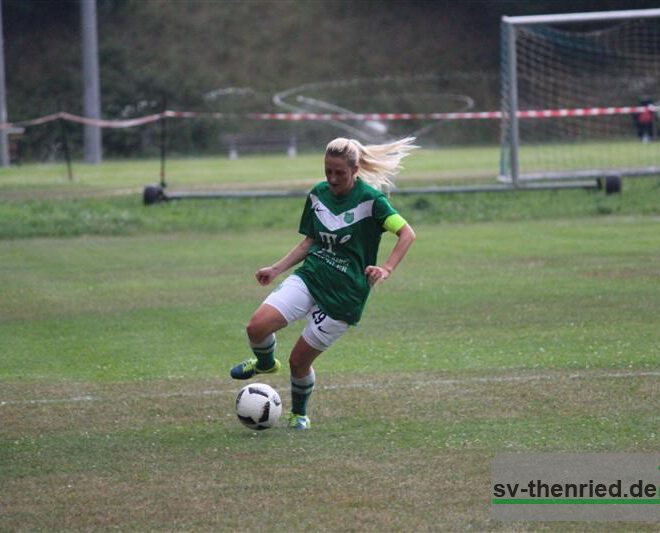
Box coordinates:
[255,236,314,286]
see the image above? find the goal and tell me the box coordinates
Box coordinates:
[499,8,660,187]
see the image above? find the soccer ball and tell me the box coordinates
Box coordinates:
[235,383,282,430]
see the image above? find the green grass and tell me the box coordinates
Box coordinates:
[1,221,659,530]
[2,139,657,195]
[0,174,659,239]
[1,150,659,530]
[0,146,500,192]
[517,139,660,173]
[2,220,658,383]
[1,146,659,240]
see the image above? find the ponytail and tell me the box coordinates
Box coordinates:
[325,137,418,194]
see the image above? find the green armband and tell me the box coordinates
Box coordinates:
[383,213,407,234]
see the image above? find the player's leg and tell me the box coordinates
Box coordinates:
[230,275,313,380]
[230,303,287,379]
[287,307,349,430]
[287,336,322,429]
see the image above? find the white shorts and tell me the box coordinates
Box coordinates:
[262,275,349,352]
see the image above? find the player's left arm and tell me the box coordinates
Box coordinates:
[365,214,416,286]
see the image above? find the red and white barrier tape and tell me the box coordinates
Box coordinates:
[0,105,655,130]
[247,105,654,121]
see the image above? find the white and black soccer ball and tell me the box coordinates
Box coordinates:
[235,383,282,430]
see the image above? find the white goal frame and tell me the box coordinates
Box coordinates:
[500,8,660,187]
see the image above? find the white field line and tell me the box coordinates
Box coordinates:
[1,369,658,407]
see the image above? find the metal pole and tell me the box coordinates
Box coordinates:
[505,19,520,187]
[59,113,74,181]
[0,0,9,167]
[159,100,167,188]
[81,0,102,163]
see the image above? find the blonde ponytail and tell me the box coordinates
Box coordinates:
[325,137,418,194]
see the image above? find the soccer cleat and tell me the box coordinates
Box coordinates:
[230,357,281,380]
[287,413,311,430]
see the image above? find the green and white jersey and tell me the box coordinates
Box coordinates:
[294,178,398,325]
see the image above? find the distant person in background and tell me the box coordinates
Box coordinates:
[229,137,417,430]
[634,98,655,143]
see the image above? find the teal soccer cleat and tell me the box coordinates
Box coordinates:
[287,413,311,430]
[230,357,281,380]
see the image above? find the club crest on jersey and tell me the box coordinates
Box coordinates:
[343,211,354,224]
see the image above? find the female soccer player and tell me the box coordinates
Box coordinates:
[230,137,417,429]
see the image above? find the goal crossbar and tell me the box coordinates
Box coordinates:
[503,8,660,26]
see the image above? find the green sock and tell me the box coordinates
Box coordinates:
[291,369,315,416]
[250,333,276,371]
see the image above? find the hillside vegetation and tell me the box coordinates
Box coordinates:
[3,0,659,158]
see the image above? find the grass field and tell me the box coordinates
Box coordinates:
[0,146,500,198]
[1,150,659,530]
[1,139,656,196]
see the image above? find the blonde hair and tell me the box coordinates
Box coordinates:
[325,136,418,194]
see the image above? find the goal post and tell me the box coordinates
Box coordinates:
[499,8,660,187]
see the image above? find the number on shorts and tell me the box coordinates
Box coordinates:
[312,309,326,325]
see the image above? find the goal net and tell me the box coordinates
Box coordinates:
[499,9,660,185]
